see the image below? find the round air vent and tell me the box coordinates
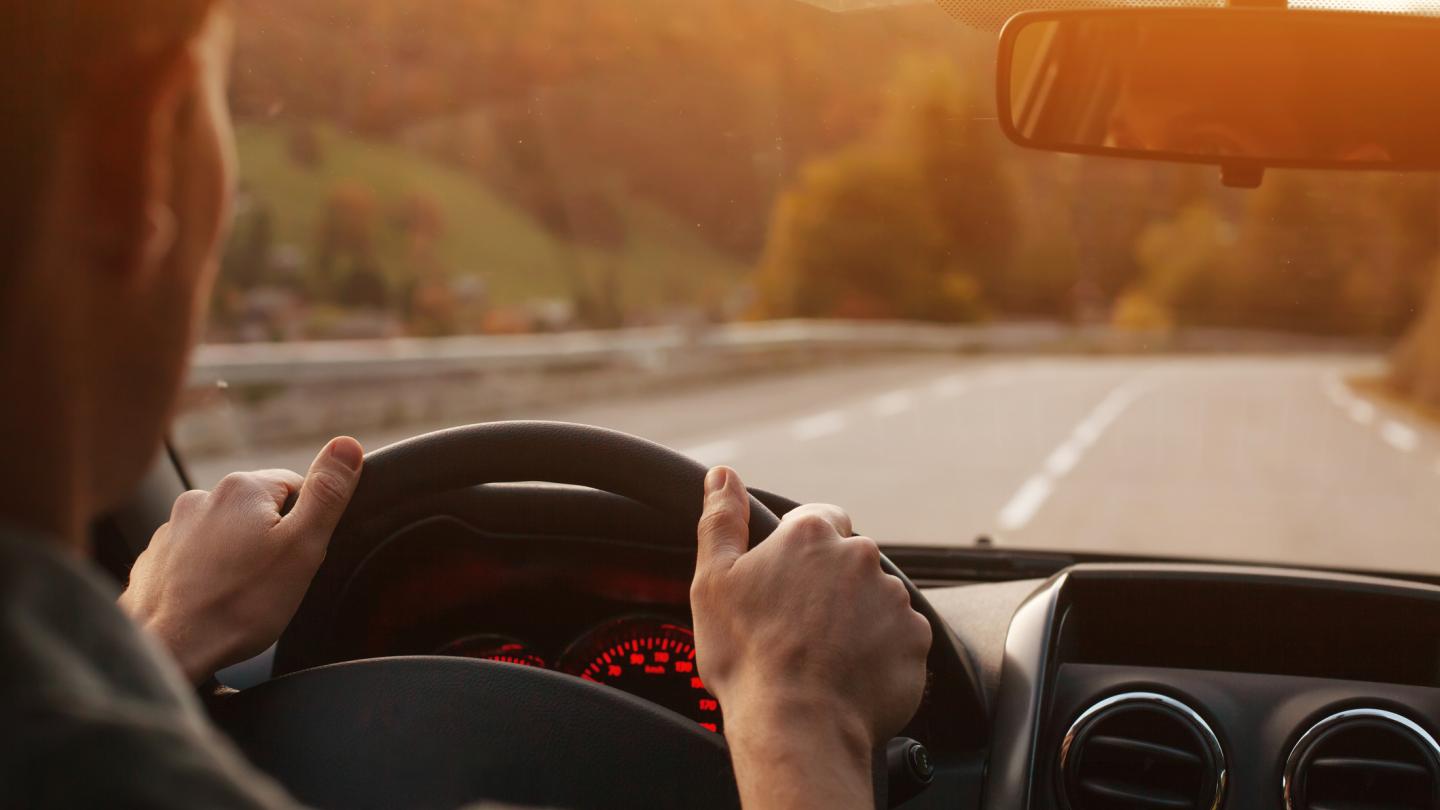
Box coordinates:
[1284,708,1440,810]
[1058,692,1227,810]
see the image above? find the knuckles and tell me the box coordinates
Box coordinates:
[846,536,882,566]
[780,510,843,544]
[212,471,262,500]
[905,607,933,652]
[171,489,209,518]
[881,571,911,605]
[688,574,713,608]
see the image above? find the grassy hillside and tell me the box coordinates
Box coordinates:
[233,122,748,311]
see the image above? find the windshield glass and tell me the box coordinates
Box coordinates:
[174,0,1440,575]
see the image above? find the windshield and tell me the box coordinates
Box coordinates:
[174,0,1440,575]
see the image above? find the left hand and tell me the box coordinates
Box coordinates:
[119,437,364,683]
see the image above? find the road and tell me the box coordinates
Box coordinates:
[185,354,1440,576]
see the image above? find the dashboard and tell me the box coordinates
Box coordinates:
[437,617,720,731]
[959,564,1440,810]
[307,515,723,731]
[268,506,988,808]
[265,489,1440,810]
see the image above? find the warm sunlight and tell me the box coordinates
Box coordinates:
[183,0,1440,573]
[1292,0,1431,11]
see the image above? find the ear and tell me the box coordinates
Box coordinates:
[77,41,201,279]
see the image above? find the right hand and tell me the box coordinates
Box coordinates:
[690,466,931,809]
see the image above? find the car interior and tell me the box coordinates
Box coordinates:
[88,1,1440,809]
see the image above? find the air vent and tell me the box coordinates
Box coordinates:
[1284,708,1440,810]
[1058,692,1226,810]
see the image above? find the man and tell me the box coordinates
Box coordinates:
[0,2,932,809]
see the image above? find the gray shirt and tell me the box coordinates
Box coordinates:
[0,529,524,809]
[0,526,307,809]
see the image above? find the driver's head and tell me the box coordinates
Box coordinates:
[0,1,233,539]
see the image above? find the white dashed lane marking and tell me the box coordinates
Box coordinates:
[996,476,1053,532]
[1043,438,1085,478]
[995,380,1150,533]
[1349,400,1376,425]
[1382,420,1419,453]
[792,410,847,441]
[682,440,739,466]
[684,364,1033,461]
[871,390,915,417]
[1322,371,1351,407]
[931,375,970,398]
[1321,371,1430,461]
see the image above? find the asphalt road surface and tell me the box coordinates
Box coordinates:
[185,354,1440,576]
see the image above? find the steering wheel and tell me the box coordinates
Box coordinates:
[209,422,961,810]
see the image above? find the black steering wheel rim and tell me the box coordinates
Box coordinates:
[279,421,780,670]
[215,421,973,810]
[338,420,782,543]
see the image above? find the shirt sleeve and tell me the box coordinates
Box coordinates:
[0,528,521,810]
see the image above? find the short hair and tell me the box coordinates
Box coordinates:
[0,0,218,274]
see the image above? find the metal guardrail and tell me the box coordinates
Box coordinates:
[188,319,1383,387]
[186,320,1069,386]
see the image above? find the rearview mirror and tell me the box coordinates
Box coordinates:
[996,9,1440,186]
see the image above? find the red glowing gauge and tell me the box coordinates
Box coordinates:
[437,634,547,668]
[559,618,722,733]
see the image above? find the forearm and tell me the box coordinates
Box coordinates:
[725,698,874,810]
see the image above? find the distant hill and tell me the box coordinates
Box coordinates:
[232,122,749,314]
[228,0,995,261]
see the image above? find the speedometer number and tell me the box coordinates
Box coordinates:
[563,619,722,733]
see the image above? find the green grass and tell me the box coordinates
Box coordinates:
[234,122,749,310]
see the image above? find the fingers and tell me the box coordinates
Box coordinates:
[281,437,364,544]
[696,466,750,574]
[248,469,305,510]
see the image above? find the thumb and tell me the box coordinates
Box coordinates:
[283,436,364,542]
[696,466,750,574]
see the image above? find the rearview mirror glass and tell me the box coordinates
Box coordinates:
[997,9,1440,174]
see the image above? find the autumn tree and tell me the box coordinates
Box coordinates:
[1120,201,1239,329]
[754,58,1015,322]
[316,182,390,309]
[757,147,982,320]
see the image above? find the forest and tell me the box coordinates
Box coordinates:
[217,0,1440,402]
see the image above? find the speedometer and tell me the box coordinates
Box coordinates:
[437,634,547,668]
[559,617,722,733]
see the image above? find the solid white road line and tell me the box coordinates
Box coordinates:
[1381,420,1419,453]
[682,439,740,466]
[995,380,1148,533]
[791,410,847,441]
[871,390,915,417]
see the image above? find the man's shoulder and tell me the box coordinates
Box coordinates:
[0,525,300,809]
[0,524,183,704]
